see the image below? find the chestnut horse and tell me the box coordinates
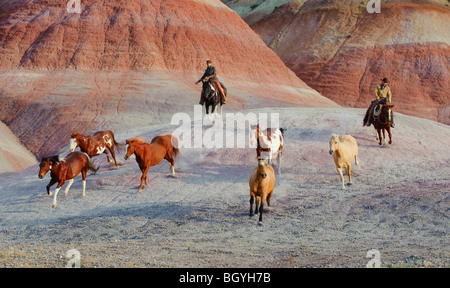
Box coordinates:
[70,130,121,167]
[372,104,393,145]
[38,151,98,208]
[124,135,179,191]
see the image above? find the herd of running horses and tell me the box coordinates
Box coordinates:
[37,96,394,223]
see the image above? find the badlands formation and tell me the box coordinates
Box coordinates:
[0,0,448,268]
[0,0,336,162]
[226,0,450,124]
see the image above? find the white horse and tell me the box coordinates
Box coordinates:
[251,124,284,175]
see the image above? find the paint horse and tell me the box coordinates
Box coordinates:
[38,151,98,207]
[124,135,179,191]
[202,80,227,122]
[70,130,121,167]
[251,124,284,175]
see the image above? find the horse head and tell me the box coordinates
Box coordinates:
[329,134,340,155]
[202,81,217,102]
[257,158,269,179]
[375,104,393,125]
[38,156,63,179]
[124,138,144,160]
[70,132,82,152]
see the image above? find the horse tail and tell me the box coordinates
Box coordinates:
[171,135,180,158]
[279,128,285,146]
[85,154,99,174]
[107,130,122,152]
[113,138,122,152]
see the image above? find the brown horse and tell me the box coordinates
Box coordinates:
[124,135,179,191]
[70,130,121,167]
[38,151,98,208]
[372,104,393,145]
[249,159,276,225]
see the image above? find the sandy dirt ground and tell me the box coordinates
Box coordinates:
[0,107,448,267]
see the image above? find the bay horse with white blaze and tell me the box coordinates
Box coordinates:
[251,124,284,175]
[38,151,98,208]
[124,135,179,192]
[70,130,121,167]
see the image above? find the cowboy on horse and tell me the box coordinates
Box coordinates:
[364,77,395,128]
[196,60,227,105]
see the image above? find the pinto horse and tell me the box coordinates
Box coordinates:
[251,124,284,175]
[372,104,393,145]
[202,80,227,122]
[70,130,121,167]
[38,151,98,208]
[124,135,179,191]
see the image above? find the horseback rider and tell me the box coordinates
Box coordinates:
[364,77,395,128]
[195,60,227,105]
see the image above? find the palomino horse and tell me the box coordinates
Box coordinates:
[202,80,227,122]
[249,159,276,225]
[372,104,393,145]
[38,151,98,208]
[70,130,121,167]
[329,134,359,189]
[124,135,179,191]
[251,124,284,175]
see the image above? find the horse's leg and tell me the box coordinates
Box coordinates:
[387,126,392,144]
[169,159,175,176]
[347,164,352,185]
[258,193,266,225]
[220,104,223,117]
[337,167,345,189]
[267,190,273,207]
[138,171,145,191]
[46,178,57,196]
[277,153,282,175]
[104,149,112,163]
[255,196,260,215]
[52,181,64,208]
[139,166,150,191]
[108,146,119,167]
[382,129,386,145]
[64,179,74,195]
[377,129,382,145]
[81,169,87,197]
[249,194,255,217]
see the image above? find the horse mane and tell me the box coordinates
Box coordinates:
[42,155,65,165]
[71,132,81,138]
[127,138,145,144]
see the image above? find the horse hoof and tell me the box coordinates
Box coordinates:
[258,221,263,226]
[52,204,56,208]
